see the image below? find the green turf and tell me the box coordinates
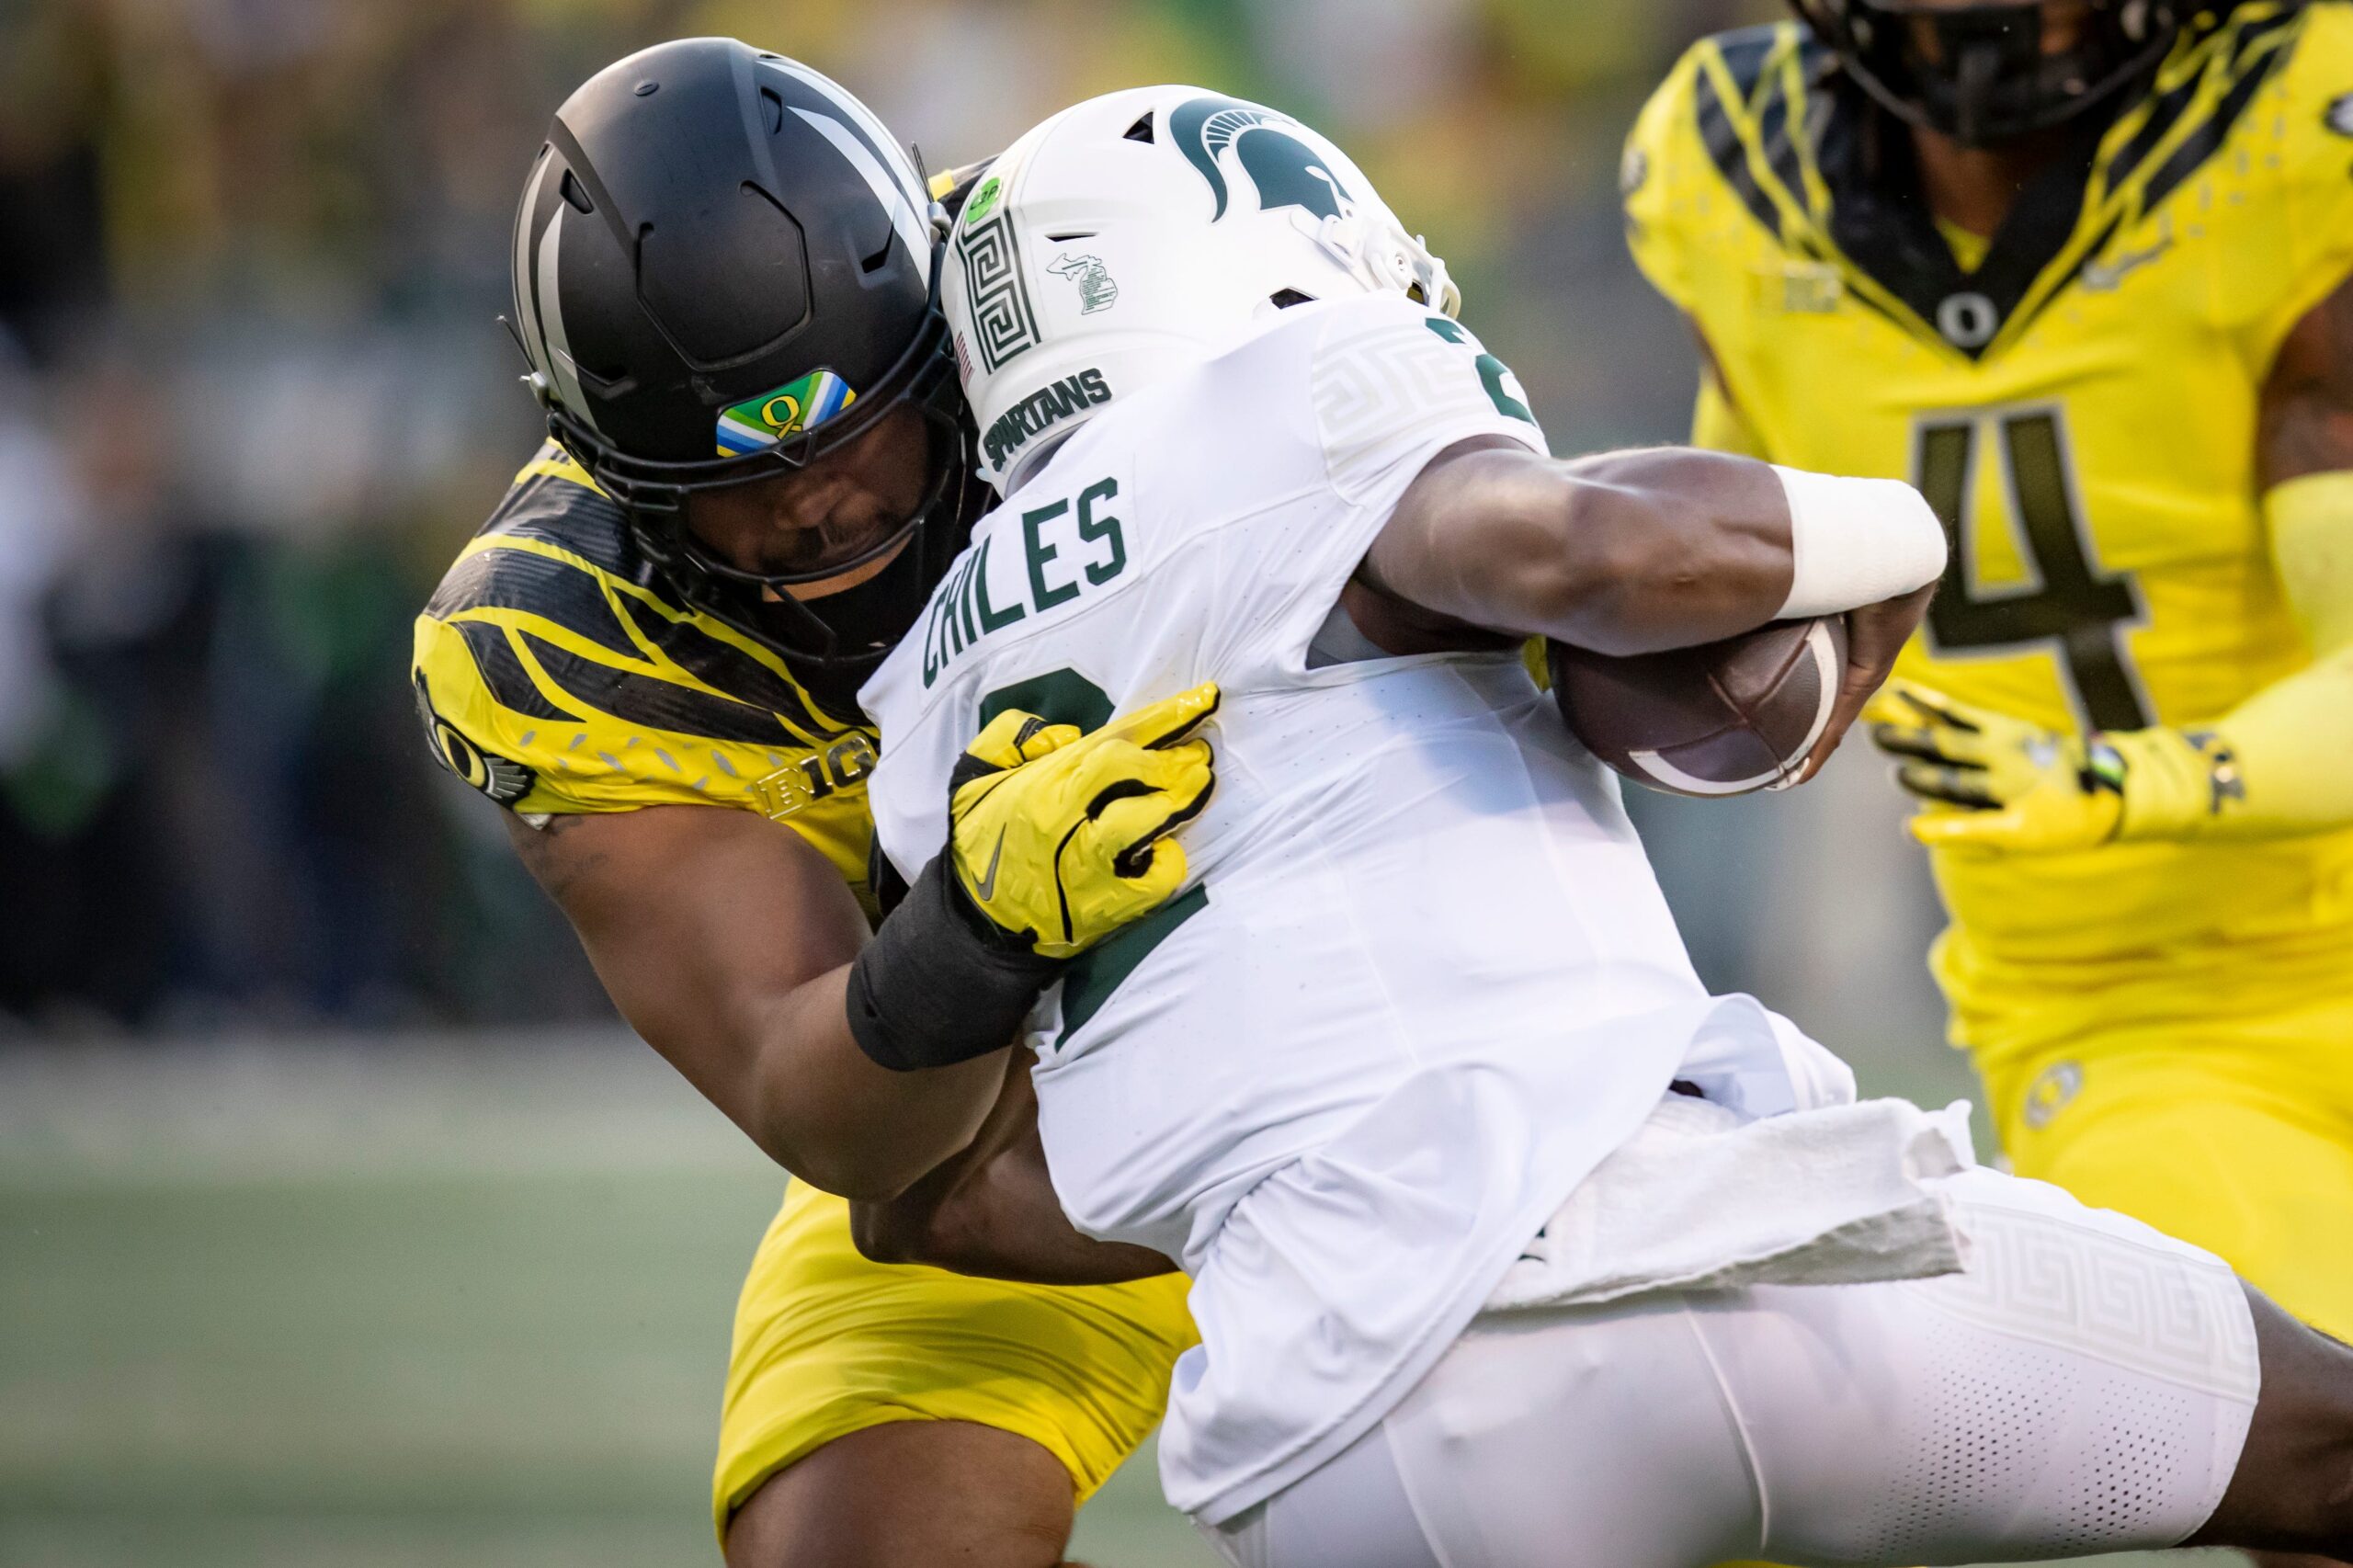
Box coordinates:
[0,1037,1217,1567]
[0,1038,2194,1568]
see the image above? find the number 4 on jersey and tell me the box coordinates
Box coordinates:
[1912,407,2152,732]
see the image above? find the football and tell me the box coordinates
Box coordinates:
[1548,617,1848,797]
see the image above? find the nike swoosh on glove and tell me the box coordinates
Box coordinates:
[845,682,1220,1073]
[947,682,1220,960]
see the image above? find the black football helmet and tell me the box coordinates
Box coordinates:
[508,39,983,699]
[1790,0,2184,146]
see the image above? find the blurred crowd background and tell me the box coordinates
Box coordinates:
[0,0,1943,1057]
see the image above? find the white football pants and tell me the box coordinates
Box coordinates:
[1204,1167,2259,1568]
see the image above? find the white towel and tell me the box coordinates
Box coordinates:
[1487,1093,1977,1312]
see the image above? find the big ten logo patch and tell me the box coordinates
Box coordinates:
[1749,261,1844,315]
[754,733,879,820]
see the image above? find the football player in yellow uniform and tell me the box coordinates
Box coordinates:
[412,41,1202,1567]
[1622,0,2353,1381]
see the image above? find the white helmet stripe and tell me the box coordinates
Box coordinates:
[793,107,930,268]
[513,151,555,383]
[762,59,926,200]
[535,209,601,436]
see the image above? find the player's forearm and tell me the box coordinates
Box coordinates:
[1364,444,1791,655]
[855,1172,1177,1285]
[2145,648,2353,840]
[576,939,1004,1199]
[2112,472,2353,843]
[1368,442,1943,657]
[504,806,1005,1200]
[733,966,1007,1201]
[1540,448,1798,653]
[850,1061,1176,1286]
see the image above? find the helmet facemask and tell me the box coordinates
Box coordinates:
[507,40,985,711]
[533,267,979,699]
[1793,0,2179,146]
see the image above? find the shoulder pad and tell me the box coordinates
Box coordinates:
[1621,26,1818,312]
[411,446,879,889]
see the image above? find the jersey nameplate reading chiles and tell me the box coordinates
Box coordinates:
[921,475,1128,687]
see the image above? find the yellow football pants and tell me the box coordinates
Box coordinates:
[711,1180,1197,1540]
[1977,990,2353,1345]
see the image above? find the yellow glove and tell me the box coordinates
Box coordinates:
[1863,679,2238,854]
[948,682,1220,959]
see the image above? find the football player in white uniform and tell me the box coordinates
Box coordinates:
[854,86,2353,1568]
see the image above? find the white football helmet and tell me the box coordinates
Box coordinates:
[942,85,1459,492]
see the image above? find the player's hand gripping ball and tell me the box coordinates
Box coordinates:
[948,682,1220,960]
[1550,618,1847,797]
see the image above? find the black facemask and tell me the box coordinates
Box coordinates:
[1797,0,2178,147]
[730,532,940,722]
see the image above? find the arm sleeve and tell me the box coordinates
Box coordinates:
[2208,472,2353,833]
[2121,472,2353,839]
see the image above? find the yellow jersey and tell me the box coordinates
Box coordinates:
[411,441,1199,1528]
[411,442,880,898]
[1624,5,2353,1059]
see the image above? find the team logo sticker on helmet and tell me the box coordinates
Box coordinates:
[714,369,858,456]
[1169,95,1352,223]
[958,201,1042,373]
[1047,253,1120,313]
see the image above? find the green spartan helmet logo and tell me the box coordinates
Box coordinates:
[1169,95,1354,223]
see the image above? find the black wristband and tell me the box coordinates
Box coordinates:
[846,855,1062,1072]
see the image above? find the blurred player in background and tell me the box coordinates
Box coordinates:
[410,40,1202,1568]
[1622,0,2353,1395]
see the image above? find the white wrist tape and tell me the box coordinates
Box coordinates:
[1772,466,1950,620]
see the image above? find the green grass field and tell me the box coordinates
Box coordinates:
[0,1033,2187,1568]
[0,1035,1215,1568]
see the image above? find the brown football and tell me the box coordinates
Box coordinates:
[1547,617,1848,798]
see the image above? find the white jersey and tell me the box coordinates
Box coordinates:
[860,292,1826,1522]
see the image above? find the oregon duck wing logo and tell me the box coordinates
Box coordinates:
[1169,95,1353,224]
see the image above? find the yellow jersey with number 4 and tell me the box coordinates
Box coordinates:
[1624,4,2353,1058]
